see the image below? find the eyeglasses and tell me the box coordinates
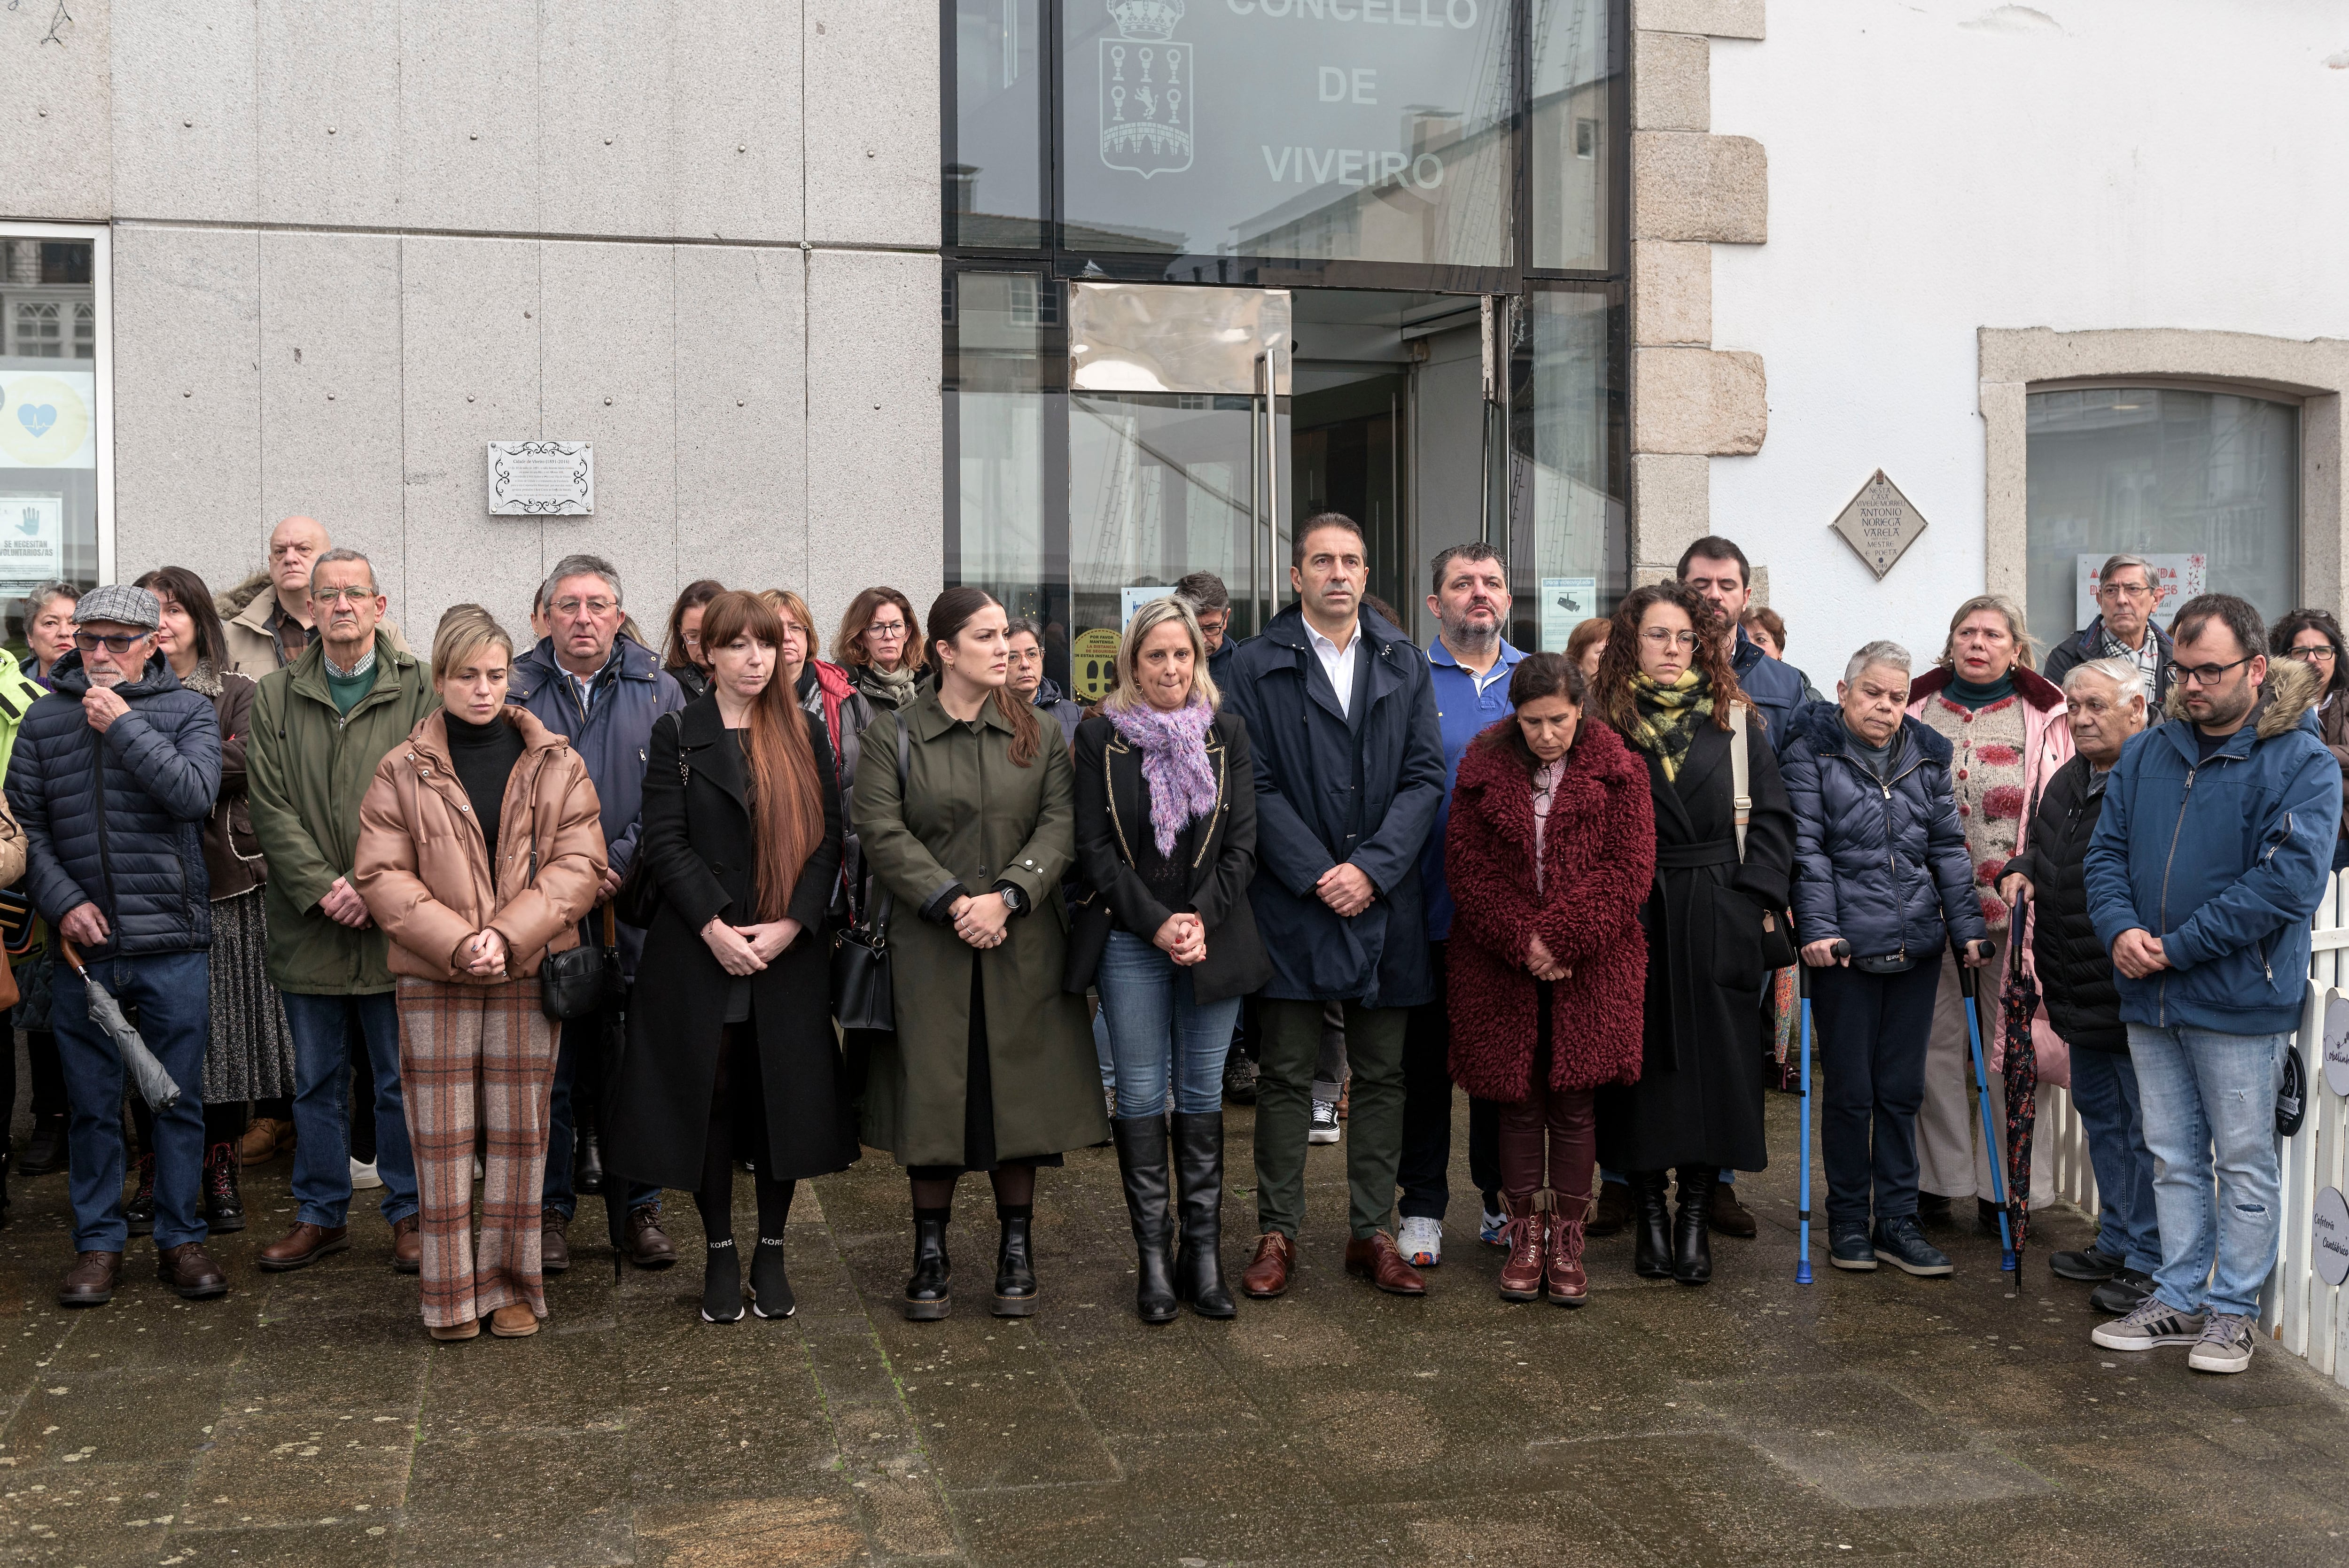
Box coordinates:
[2176,655,2255,689]
[866,621,908,639]
[311,586,375,607]
[552,597,617,618]
[2099,581,2157,601]
[1640,629,1699,650]
[679,631,701,647]
[2286,645,2337,664]
[73,631,149,654]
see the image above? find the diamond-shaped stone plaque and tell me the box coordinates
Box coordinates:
[1830,470,1927,579]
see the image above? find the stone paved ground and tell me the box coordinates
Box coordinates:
[2,1089,2347,1567]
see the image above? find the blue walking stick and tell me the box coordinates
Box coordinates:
[1794,939,1847,1285]
[1957,949,2019,1276]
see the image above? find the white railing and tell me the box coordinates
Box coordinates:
[2034,872,2349,1385]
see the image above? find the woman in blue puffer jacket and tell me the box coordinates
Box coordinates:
[1779,639,1989,1279]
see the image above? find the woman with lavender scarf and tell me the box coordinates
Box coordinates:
[1071,598,1270,1323]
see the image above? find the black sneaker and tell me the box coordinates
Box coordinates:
[1828,1221,1877,1271]
[2088,1267,2154,1315]
[1870,1216,1952,1277]
[2049,1245,2124,1283]
[124,1154,157,1238]
[1222,1051,1259,1106]
[202,1143,247,1234]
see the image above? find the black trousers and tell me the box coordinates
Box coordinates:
[1811,961,1941,1227]
[1396,942,1501,1221]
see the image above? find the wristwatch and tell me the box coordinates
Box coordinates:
[994,881,1028,916]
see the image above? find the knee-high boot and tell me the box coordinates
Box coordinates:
[1171,1112,1236,1318]
[1673,1166,1716,1286]
[1112,1117,1178,1324]
[1632,1170,1674,1279]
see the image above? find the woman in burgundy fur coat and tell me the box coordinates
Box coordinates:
[1445,654,1655,1306]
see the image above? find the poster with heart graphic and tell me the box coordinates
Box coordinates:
[0,372,95,469]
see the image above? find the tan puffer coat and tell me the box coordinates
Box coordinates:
[353,707,607,983]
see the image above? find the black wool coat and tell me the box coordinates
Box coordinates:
[2001,753,2125,1052]
[1069,709,1271,1004]
[1595,712,1796,1174]
[606,694,858,1189]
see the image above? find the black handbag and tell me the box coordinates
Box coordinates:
[1061,887,1112,994]
[830,719,909,1032]
[533,836,618,1022]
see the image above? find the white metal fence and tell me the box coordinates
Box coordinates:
[2033,872,2349,1386]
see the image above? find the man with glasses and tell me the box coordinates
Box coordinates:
[247,549,437,1276]
[2086,594,2339,1374]
[2046,553,2176,705]
[508,554,686,1274]
[224,515,408,675]
[9,585,225,1305]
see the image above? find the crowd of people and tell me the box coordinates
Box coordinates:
[0,516,2335,1376]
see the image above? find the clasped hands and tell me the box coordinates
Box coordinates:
[950,892,1010,951]
[2111,927,2169,980]
[455,927,508,978]
[701,916,803,977]
[1315,862,1375,919]
[1524,932,1571,983]
[1155,912,1207,967]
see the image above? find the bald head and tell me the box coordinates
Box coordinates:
[268,516,331,621]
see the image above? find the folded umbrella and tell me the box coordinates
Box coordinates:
[59,936,181,1112]
[1997,902,2041,1263]
[593,906,631,1283]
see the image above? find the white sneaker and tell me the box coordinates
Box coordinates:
[1307,1100,1342,1145]
[2187,1312,2257,1374]
[1397,1215,1443,1268]
[349,1156,383,1191]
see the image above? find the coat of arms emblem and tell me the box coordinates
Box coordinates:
[1100,0,1192,179]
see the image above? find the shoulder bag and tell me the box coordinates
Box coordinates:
[830,716,908,1033]
[1730,703,1799,971]
[532,812,620,1022]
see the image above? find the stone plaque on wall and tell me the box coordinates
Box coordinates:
[1830,470,1927,579]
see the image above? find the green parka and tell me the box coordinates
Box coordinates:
[852,692,1107,1167]
[246,631,439,994]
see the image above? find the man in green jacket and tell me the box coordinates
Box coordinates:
[243,549,439,1274]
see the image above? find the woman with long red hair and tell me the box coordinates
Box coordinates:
[606,590,854,1326]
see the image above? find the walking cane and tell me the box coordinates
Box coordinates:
[1794,939,1848,1285]
[1957,947,2019,1276]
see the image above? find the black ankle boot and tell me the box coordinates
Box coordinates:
[575,1126,607,1196]
[21,1112,65,1177]
[1112,1118,1177,1324]
[1632,1171,1673,1279]
[124,1154,157,1238]
[1673,1167,1716,1286]
[993,1207,1039,1318]
[904,1209,951,1321]
[700,1240,743,1323]
[203,1143,245,1233]
[1171,1111,1236,1318]
[750,1239,794,1320]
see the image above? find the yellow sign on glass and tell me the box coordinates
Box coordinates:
[1071,627,1122,702]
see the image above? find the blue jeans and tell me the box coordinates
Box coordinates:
[285,990,418,1229]
[2066,1047,2159,1274]
[2128,1022,2287,1319]
[1091,1008,1115,1093]
[1095,930,1240,1118]
[543,1009,661,1220]
[53,949,211,1252]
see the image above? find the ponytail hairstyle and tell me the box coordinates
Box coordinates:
[697,590,828,920]
[926,586,1039,768]
[1474,651,1587,775]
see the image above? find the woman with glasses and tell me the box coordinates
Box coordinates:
[662,579,723,702]
[1587,582,1795,1286]
[2272,609,2349,869]
[833,587,927,714]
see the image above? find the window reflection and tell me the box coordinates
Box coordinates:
[0,235,100,645]
[951,0,1046,248]
[946,272,1056,649]
[1508,286,1622,650]
[1531,0,1614,271]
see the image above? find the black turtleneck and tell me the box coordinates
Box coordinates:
[445,710,524,854]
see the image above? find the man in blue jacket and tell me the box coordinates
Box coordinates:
[1680,536,1805,754]
[2086,594,2339,1375]
[509,554,686,1273]
[1225,514,1447,1299]
[8,584,224,1308]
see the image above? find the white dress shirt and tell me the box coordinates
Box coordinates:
[1307,619,1361,719]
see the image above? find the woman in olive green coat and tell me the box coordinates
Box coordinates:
[853,587,1107,1322]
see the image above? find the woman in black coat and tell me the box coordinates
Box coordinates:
[1070,597,1270,1324]
[1590,582,1795,1287]
[607,591,854,1326]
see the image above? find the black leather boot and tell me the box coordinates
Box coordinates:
[21,1112,65,1176]
[1632,1170,1673,1279]
[904,1209,951,1321]
[1171,1112,1236,1319]
[124,1154,157,1238]
[575,1126,607,1196]
[1112,1118,1178,1324]
[993,1206,1039,1317]
[203,1142,245,1233]
[1673,1166,1716,1286]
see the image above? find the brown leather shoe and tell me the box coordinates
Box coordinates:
[1496,1195,1544,1302]
[257,1221,350,1272]
[541,1208,571,1274]
[1240,1231,1295,1298]
[1589,1178,1633,1237]
[1705,1178,1758,1239]
[1345,1231,1427,1296]
[157,1241,228,1300]
[488,1303,539,1338]
[236,1116,294,1166]
[624,1206,677,1270]
[57,1250,121,1307]
[391,1215,422,1274]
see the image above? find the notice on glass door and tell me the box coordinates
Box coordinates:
[1540,577,1597,653]
[0,494,62,598]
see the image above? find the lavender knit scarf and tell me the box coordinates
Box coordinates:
[1105,696,1221,857]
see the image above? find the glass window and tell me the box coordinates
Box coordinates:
[1504,284,1623,650]
[1060,0,1515,269]
[2025,387,2299,652]
[950,0,1047,248]
[945,271,1062,666]
[0,230,103,656]
[1530,0,1613,271]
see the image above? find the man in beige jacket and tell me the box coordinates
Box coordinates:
[224,516,405,676]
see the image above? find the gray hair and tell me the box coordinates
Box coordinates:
[541,553,622,610]
[2097,553,2158,591]
[1843,639,1913,687]
[309,547,377,595]
[2063,654,2148,709]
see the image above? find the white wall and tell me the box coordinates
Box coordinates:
[1705,0,2349,677]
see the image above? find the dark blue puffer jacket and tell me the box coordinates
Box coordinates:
[6,652,221,956]
[1779,699,1986,964]
[1733,628,1808,756]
